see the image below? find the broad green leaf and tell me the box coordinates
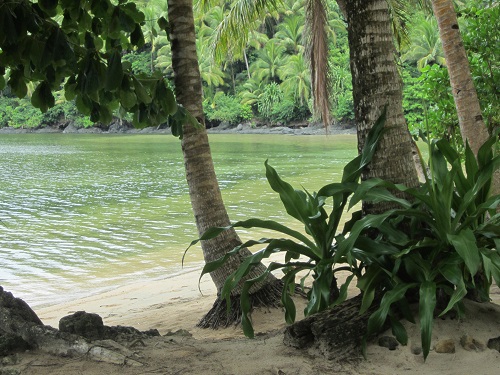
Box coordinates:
[438,277,466,317]
[265,161,310,223]
[448,229,481,276]
[357,267,383,314]
[133,77,152,104]
[157,83,177,115]
[332,273,355,307]
[105,50,123,91]
[390,315,408,346]
[120,89,137,110]
[477,130,499,169]
[130,24,145,47]
[31,81,54,113]
[367,283,416,336]
[419,281,436,361]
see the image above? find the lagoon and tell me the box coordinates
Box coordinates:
[0,133,357,307]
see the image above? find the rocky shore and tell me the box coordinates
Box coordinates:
[0,120,356,136]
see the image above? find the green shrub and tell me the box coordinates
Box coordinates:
[270,99,309,124]
[257,83,283,121]
[205,93,252,125]
[191,115,500,360]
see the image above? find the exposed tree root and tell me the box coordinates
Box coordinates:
[197,279,285,329]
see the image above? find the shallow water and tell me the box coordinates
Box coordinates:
[0,133,357,306]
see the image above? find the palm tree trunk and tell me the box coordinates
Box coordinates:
[167,0,281,328]
[342,0,419,213]
[430,0,499,198]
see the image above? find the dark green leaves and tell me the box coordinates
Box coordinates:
[31,81,55,112]
[0,0,180,129]
[419,281,436,360]
[105,50,124,91]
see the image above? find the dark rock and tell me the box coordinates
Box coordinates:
[62,123,79,133]
[378,336,399,350]
[106,118,134,133]
[59,311,160,342]
[487,336,500,352]
[435,339,455,353]
[0,286,43,326]
[102,325,160,342]
[59,311,104,340]
[460,335,485,352]
[411,345,422,355]
[0,333,30,356]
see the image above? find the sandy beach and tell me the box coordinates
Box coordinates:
[2,267,497,374]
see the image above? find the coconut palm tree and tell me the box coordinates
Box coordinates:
[167,0,282,328]
[250,39,286,84]
[342,0,420,200]
[429,0,499,197]
[275,14,305,54]
[278,54,311,106]
[402,15,446,69]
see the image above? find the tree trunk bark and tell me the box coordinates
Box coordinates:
[167,0,281,327]
[430,0,500,199]
[283,294,378,360]
[343,0,420,213]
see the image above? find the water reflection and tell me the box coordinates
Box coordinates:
[0,133,356,306]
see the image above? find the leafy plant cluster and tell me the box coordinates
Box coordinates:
[0,0,180,133]
[193,115,500,360]
[204,93,253,126]
[401,0,499,144]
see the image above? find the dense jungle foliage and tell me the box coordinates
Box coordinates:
[0,0,498,145]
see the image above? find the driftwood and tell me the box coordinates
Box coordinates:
[0,286,150,365]
[283,294,378,360]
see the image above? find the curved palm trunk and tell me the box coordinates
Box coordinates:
[167,0,281,327]
[430,0,499,198]
[343,0,419,212]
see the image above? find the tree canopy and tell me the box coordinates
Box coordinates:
[0,0,182,132]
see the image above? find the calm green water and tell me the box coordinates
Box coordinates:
[0,133,357,306]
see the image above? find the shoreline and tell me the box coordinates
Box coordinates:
[0,122,357,136]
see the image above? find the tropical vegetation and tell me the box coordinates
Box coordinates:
[1,0,497,140]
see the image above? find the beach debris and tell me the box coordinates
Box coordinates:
[487,336,500,352]
[460,335,485,352]
[434,339,455,353]
[378,336,399,350]
[165,329,192,337]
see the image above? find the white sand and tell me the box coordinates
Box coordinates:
[6,269,500,374]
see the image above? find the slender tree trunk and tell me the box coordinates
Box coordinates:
[343,0,420,212]
[167,0,281,327]
[430,0,499,198]
[244,50,251,80]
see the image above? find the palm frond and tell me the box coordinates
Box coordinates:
[212,0,282,64]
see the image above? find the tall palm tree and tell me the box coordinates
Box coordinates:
[167,0,282,328]
[278,54,311,106]
[250,39,286,83]
[275,14,305,54]
[429,0,499,197]
[429,0,490,155]
[342,0,420,202]
[402,15,446,69]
